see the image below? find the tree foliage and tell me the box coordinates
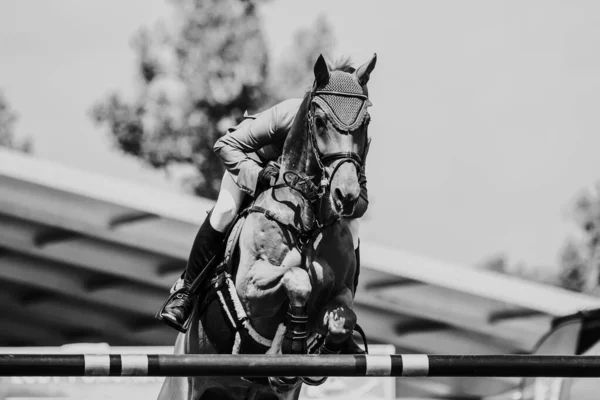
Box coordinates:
[479,184,600,296]
[558,239,589,292]
[91,0,335,198]
[0,91,32,153]
[557,185,600,294]
[478,253,557,286]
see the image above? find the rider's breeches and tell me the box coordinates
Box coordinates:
[209,171,362,249]
[209,171,246,232]
[181,172,244,285]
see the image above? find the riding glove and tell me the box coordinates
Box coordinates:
[257,161,280,188]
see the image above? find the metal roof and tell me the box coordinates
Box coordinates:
[2,147,600,398]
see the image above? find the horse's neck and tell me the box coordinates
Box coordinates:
[261,93,336,232]
[261,96,318,229]
[280,93,314,174]
[262,176,315,232]
[253,138,316,231]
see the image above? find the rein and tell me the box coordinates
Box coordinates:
[248,83,370,261]
[284,85,369,216]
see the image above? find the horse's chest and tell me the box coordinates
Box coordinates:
[309,259,335,291]
[307,254,337,303]
[308,230,354,299]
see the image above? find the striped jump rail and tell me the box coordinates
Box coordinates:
[1,354,600,378]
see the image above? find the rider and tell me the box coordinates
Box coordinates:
[159,77,370,341]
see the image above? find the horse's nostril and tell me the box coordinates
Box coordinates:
[335,187,355,204]
[334,188,345,203]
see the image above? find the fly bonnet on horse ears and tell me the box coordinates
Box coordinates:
[312,53,377,132]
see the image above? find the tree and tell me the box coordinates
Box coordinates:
[478,182,600,295]
[268,15,336,100]
[477,253,508,273]
[0,90,32,153]
[557,239,589,292]
[556,184,600,294]
[91,0,335,198]
[478,252,557,286]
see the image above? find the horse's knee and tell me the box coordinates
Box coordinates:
[282,266,312,306]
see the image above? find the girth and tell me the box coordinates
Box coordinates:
[200,215,272,355]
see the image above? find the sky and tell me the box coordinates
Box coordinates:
[1,0,600,272]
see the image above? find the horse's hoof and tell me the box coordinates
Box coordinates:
[302,376,328,386]
[268,376,300,392]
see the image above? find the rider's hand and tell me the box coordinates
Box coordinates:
[257,161,280,188]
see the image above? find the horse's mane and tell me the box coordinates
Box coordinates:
[328,56,355,73]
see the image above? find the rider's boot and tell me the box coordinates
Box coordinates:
[159,212,226,332]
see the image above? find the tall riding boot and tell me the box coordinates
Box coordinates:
[341,241,367,354]
[160,212,226,332]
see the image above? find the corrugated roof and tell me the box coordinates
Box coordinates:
[2,147,600,398]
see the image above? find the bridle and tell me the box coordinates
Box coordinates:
[283,83,371,223]
[248,78,372,271]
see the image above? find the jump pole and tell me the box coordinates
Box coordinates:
[1,354,600,378]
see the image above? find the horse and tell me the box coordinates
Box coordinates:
[157,53,377,400]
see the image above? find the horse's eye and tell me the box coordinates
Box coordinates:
[315,115,326,131]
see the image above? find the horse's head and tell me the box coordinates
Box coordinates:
[307,53,376,217]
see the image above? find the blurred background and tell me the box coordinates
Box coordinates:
[3,0,600,399]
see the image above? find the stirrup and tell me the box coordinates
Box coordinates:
[155,288,194,333]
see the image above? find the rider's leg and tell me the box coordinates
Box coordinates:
[160,171,246,331]
[184,171,245,284]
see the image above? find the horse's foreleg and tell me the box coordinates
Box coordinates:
[320,287,357,351]
[266,248,311,394]
[299,287,356,388]
[280,248,312,355]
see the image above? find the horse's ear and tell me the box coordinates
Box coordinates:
[314,54,330,87]
[355,53,377,86]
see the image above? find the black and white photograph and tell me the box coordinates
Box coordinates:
[1,1,600,399]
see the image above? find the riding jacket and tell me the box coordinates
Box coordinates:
[213,98,369,219]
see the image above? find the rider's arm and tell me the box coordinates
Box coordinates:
[213,99,302,197]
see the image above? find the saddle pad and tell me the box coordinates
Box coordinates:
[223,214,246,275]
